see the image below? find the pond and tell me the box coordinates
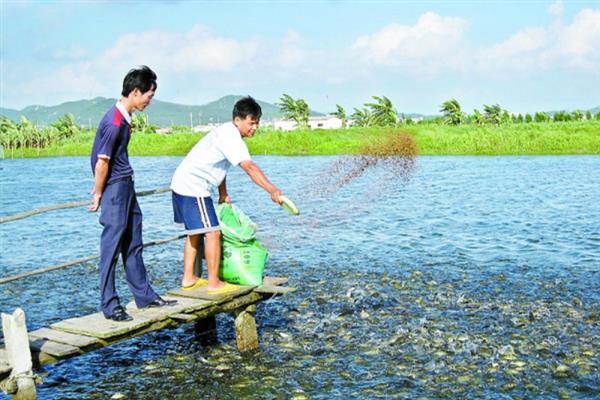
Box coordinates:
[1,155,599,399]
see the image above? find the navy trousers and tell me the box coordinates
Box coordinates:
[98,178,158,317]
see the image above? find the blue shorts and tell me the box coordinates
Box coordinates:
[172,192,220,235]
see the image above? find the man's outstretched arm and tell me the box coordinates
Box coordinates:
[239,160,282,203]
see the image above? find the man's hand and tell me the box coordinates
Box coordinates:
[270,190,283,204]
[88,189,102,212]
[219,195,232,205]
[90,158,109,212]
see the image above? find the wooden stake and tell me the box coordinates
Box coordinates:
[234,305,258,352]
[2,309,36,399]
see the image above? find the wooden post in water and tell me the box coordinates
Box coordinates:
[194,316,218,346]
[1,309,36,400]
[234,305,258,352]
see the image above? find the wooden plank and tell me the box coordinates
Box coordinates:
[126,295,212,320]
[168,285,254,302]
[29,328,100,348]
[51,313,153,340]
[263,276,289,286]
[169,313,198,322]
[28,338,80,358]
[254,285,296,295]
[52,296,214,339]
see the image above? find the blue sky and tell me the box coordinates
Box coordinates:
[2,0,599,114]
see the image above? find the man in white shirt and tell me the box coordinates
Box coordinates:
[170,96,283,293]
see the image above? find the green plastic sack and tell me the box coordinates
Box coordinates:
[217,204,268,286]
[217,204,256,245]
[219,240,268,286]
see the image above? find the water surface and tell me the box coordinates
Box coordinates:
[0,155,598,399]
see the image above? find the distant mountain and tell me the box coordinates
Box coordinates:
[0,95,323,128]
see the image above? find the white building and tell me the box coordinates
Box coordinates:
[307,116,343,129]
[271,119,298,131]
[192,124,218,133]
[271,116,344,131]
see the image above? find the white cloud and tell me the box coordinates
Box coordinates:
[477,27,548,73]
[4,7,599,110]
[352,12,468,68]
[99,25,258,73]
[351,7,600,78]
[548,0,564,18]
[4,26,261,107]
[550,8,600,70]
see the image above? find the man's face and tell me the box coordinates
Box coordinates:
[235,115,260,137]
[132,87,155,112]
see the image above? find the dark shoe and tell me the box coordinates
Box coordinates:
[106,306,133,322]
[145,296,177,308]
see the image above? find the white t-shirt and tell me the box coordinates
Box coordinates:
[171,122,251,197]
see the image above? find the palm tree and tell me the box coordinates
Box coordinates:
[18,116,36,148]
[277,94,296,119]
[51,114,79,140]
[572,110,584,121]
[471,109,485,126]
[365,96,398,126]
[333,104,347,128]
[277,94,309,128]
[535,112,550,123]
[295,99,309,127]
[440,99,464,125]
[351,107,373,127]
[132,113,153,133]
[483,104,503,125]
[0,117,17,150]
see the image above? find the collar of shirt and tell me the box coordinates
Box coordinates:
[115,101,132,126]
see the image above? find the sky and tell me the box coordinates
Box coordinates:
[1,0,599,115]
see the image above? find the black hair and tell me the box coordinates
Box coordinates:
[121,65,157,97]
[232,96,262,120]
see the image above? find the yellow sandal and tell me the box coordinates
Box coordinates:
[182,278,208,291]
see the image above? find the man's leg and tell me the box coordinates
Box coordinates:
[98,183,128,317]
[182,234,202,287]
[121,189,158,308]
[205,230,225,290]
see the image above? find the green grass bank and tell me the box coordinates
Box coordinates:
[6,121,600,158]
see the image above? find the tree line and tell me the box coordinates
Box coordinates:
[438,99,600,126]
[0,113,157,156]
[277,94,600,127]
[1,95,598,155]
[0,115,81,155]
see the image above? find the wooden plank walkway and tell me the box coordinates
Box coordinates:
[0,277,294,381]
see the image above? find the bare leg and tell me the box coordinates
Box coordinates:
[205,230,225,290]
[182,235,201,287]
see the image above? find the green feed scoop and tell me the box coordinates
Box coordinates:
[279,195,299,216]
